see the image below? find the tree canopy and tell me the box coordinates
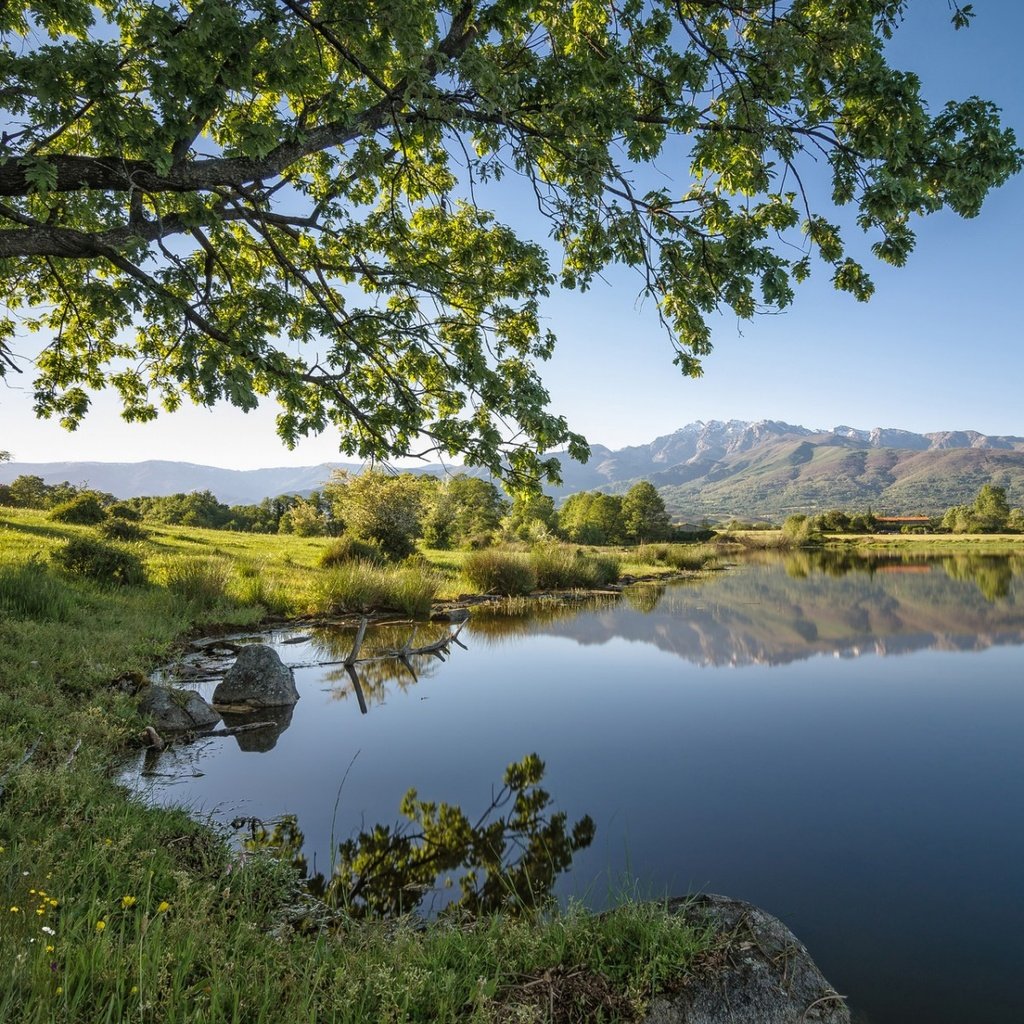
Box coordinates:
[1,1,1019,483]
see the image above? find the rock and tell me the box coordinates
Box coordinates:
[219,705,295,752]
[212,644,299,708]
[642,894,850,1024]
[138,684,220,732]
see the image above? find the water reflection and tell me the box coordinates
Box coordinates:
[482,552,1024,667]
[777,548,1024,604]
[128,550,1024,1024]
[301,620,464,712]
[242,754,594,919]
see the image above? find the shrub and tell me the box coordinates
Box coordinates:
[649,544,717,572]
[0,558,73,620]
[106,501,142,521]
[463,550,537,596]
[308,562,439,618]
[319,534,385,568]
[159,556,231,606]
[48,493,107,525]
[529,546,620,589]
[99,517,148,542]
[51,537,146,587]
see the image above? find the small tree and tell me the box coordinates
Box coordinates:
[504,493,558,542]
[972,484,1010,533]
[325,471,424,561]
[279,497,328,537]
[621,481,671,544]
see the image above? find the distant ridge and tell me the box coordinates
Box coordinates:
[4,419,1024,517]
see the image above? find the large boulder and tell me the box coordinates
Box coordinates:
[212,644,299,708]
[643,894,850,1024]
[138,684,220,732]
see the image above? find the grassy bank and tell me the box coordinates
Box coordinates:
[721,528,1024,554]
[1,507,715,1022]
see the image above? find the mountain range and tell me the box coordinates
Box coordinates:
[4,419,1024,519]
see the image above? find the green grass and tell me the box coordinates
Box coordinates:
[0,505,724,1023]
[308,561,440,618]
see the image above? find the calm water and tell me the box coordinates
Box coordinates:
[129,551,1024,1023]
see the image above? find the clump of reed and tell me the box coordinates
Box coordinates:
[529,545,621,589]
[318,534,385,568]
[156,555,231,607]
[462,550,538,596]
[308,562,439,618]
[638,543,718,571]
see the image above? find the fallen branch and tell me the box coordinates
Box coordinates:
[199,721,276,738]
[344,617,369,667]
[64,738,83,768]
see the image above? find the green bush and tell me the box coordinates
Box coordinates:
[319,534,385,568]
[0,558,73,620]
[529,546,620,589]
[48,493,107,525]
[106,501,142,521]
[308,562,439,618]
[463,550,537,596]
[99,517,148,542]
[159,556,231,606]
[644,543,716,571]
[51,536,146,587]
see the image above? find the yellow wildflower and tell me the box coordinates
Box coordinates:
[9,907,19,913]
[36,907,45,916]
[48,899,58,907]
[130,986,139,995]
[95,920,106,933]
[55,987,63,995]
[156,901,170,914]
[46,945,54,953]
[121,895,137,909]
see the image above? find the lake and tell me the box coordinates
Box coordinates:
[128,550,1024,1023]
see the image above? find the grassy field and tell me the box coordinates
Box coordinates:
[0,507,715,1023]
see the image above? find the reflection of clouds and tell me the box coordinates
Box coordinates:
[494,556,1024,668]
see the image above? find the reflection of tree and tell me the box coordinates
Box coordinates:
[469,595,618,643]
[622,585,665,614]
[245,754,594,919]
[942,556,1014,603]
[307,622,455,709]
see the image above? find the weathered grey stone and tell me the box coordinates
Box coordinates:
[212,644,298,708]
[219,705,295,752]
[138,684,220,732]
[642,894,850,1024]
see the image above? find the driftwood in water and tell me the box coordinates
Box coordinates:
[312,617,468,713]
[198,721,275,738]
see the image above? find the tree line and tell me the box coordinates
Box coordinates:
[1,470,685,554]
[781,484,1024,540]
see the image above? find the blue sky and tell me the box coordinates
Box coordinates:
[2,2,1022,470]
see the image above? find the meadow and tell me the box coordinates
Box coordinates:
[0,507,715,1024]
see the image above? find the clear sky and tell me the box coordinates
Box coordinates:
[2,3,1022,470]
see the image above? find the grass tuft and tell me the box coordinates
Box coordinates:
[0,557,74,620]
[308,562,439,618]
[463,549,538,595]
